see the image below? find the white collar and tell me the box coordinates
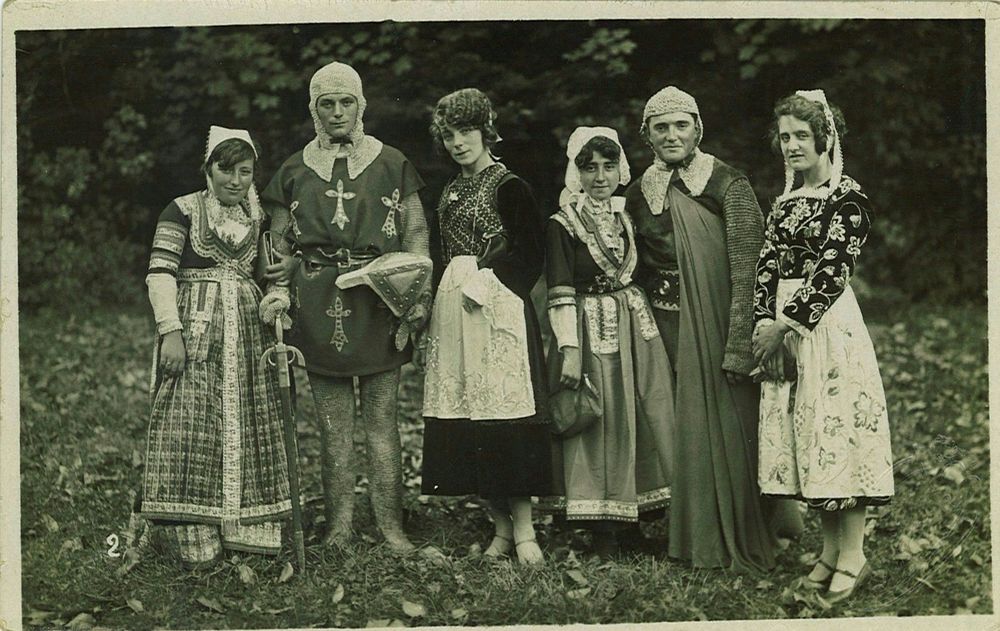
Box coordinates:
[302,134,383,182]
[640,149,715,216]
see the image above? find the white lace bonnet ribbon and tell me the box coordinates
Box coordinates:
[558,126,631,209]
[783,89,843,198]
[203,124,264,219]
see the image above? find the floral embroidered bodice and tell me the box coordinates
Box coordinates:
[753,175,872,331]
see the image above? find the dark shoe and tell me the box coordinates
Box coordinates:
[592,531,619,561]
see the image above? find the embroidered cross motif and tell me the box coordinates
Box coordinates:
[380,188,403,239]
[326,295,352,351]
[325,180,356,230]
[289,200,302,237]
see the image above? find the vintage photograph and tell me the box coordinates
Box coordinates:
[2,1,992,629]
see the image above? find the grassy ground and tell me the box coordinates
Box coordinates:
[18,301,991,628]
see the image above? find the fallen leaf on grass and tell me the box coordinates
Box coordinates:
[942,464,966,485]
[450,608,468,620]
[566,569,588,586]
[915,576,937,591]
[62,537,84,552]
[126,598,144,613]
[25,608,55,625]
[756,579,774,590]
[951,545,963,558]
[566,587,591,600]
[237,564,257,585]
[196,596,225,613]
[265,606,293,615]
[278,561,294,583]
[68,612,96,629]
[42,514,60,532]
[971,553,984,566]
[132,449,144,468]
[366,619,391,628]
[332,583,345,604]
[402,598,426,617]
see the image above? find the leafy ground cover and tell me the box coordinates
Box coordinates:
[18,301,991,628]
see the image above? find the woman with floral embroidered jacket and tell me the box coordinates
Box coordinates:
[141,126,291,568]
[420,88,551,565]
[752,91,893,604]
[543,127,675,559]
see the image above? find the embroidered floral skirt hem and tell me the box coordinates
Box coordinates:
[759,280,894,509]
[538,286,675,523]
[142,274,292,551]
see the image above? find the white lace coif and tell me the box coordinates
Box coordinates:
[560,126,631,208]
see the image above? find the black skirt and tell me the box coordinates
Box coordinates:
[421,302,553,498]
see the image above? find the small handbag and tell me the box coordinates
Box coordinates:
[549,373,602,438]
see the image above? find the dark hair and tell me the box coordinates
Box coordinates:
[574,135,622,169]
[202,138,257,176]
[429,88,501,156]
[768,94,847,156]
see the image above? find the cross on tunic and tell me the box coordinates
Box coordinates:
[380,188,403,239]
[326,295,352,351]
[325,179,355,230]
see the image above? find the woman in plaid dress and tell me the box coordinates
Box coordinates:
[141,126,291,567]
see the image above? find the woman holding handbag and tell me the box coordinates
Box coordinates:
[543,126,676,559]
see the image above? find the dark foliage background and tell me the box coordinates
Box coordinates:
[16,19,985,309]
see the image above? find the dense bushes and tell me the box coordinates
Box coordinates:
[15,20,985,310]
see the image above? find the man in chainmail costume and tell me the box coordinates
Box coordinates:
[625,86,801,570]
[259,61,430,552]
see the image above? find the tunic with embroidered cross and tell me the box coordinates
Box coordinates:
[326,179,356,229]
[326,295,352,351]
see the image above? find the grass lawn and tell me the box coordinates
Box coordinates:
[18,300,991,628]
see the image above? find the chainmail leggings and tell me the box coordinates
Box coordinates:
[308,368,406,541]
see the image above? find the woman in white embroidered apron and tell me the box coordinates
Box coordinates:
[544,127,675,559]
[141,126,291,567]
[752,91,893,603]
[421,88,551,565]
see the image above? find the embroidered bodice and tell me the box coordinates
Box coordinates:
[753,175,872,332]
[437,163,508,261]
[549,195,637,291]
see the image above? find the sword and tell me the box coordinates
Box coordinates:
[259,317,307,572]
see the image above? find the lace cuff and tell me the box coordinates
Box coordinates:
[146,273,182,336]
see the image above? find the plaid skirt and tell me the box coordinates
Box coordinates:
[142,268,292,540]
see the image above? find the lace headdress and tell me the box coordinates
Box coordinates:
[559,126,631,209]
[780,89,843,200]
[202,125,263,220]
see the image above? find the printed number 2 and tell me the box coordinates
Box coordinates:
[106,533,121,558]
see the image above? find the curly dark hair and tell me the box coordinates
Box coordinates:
[429,88,501,154]
[574,135,622,168]
[768,93,847,157]
[202,138,257,176]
